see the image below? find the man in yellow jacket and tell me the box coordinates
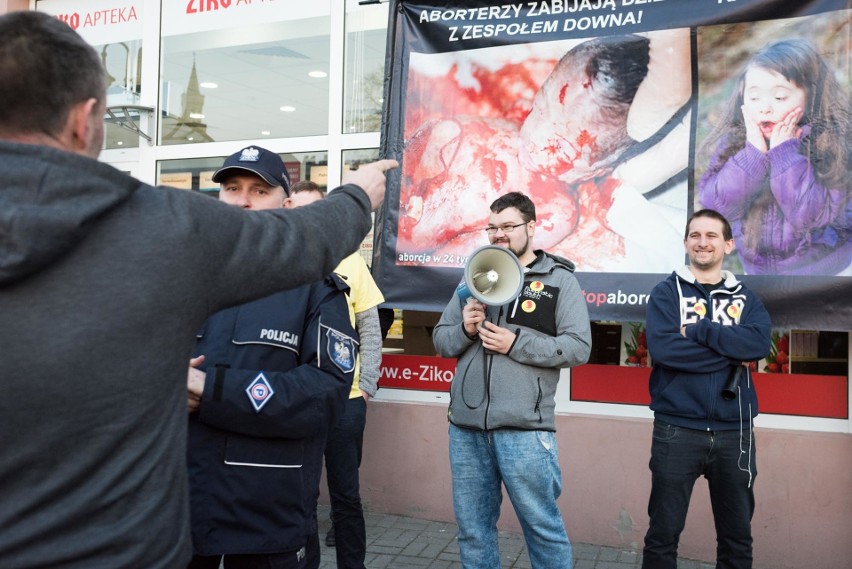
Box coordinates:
[286,180,385,569]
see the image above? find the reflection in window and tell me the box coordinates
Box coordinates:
[782,330,848,376]
[343,0,388,134]
[156,151,329,195]
[343,148,380,170]
[160,19,331,146]
[343,148,380,266]
[100,40,143,150]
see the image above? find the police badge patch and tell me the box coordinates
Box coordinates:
[245,372,275,412]
[326,328,356,373]
[239,146,261,162]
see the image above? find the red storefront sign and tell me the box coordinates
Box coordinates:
[379,354,454,392]
[571,364,848,419]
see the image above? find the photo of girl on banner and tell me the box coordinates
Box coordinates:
[397,29,692,273]
[696,12,851,276]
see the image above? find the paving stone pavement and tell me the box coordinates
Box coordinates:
[315,505,717,569]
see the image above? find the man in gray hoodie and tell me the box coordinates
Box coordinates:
[432,192,591,569]
[0,11,395,569]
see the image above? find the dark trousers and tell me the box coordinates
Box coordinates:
[324,396,368,569]
[188,547,307,569]
[642,420,757,569]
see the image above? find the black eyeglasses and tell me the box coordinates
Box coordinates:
[484,222,527,235]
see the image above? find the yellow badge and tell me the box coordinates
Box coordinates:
[529,281,544,292]
[521,300,536,313]
[727,304,741,319]
[694,302,706,317]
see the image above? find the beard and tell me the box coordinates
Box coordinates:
[688,250,722,272]
[493,233,531,261]
[511,240,530,260]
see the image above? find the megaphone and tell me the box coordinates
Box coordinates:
[456,245,525,306]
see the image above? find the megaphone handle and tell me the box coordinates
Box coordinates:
[480,307,505,355]
[461,297,487,340]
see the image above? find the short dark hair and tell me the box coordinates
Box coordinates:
[0,12,105,138]
[290,180,326,196]
[686,209,733,241]
[490,192,536,222]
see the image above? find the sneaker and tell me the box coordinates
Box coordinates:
[325,524,336,547]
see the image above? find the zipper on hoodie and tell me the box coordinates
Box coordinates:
[706,374,716,431]
[483,306,506,430]
[700,284,716,431]
[534,377,543,423]
[484,353,493,430]
[704,285,741,431]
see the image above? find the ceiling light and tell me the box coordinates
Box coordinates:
[279,106,295,112]
[117,141,124,146]
[199,82,218,89]
[189,112,205,119]
[308,70,327,78]
[261,130,271,135]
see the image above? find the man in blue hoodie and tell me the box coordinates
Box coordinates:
[642,209,771,569]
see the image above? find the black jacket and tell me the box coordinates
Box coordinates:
[187,275,357,555]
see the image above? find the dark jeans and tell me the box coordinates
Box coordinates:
[324,396,368,569]
[642,420,757,569]
[188,547,307,569]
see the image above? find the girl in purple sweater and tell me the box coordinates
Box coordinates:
[698,38,850,275]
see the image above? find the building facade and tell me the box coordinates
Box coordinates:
[7,1,852,567]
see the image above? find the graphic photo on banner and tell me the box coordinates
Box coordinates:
[396,29,691,274]
[695,11,851,277]
[375,0,851,328]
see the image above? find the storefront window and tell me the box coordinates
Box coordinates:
[573,323,849,419]
[342,147,380,170]
[156,150,328,194]
[343,0,388,134]
[160,4,332,145]
[101,40,144,150]
[37,0,145,150]
[343,148,380,266]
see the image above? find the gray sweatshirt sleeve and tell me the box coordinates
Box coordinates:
[355,306,382,397]
[186,184,372,313]
[432,294,476,358]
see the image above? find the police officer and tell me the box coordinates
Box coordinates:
[185,146,357,569]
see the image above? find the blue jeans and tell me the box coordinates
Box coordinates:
[642,420,757,569]
[449,424,572,569]
[324,396,367,569]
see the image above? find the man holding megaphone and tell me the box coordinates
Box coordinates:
[432,192,592,569]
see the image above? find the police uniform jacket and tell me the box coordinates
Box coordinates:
[187,274,357,555]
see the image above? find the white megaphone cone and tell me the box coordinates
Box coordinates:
[456,245,524,306]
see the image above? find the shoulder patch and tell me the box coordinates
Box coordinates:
[326,328,356,373]
[245,372,275,412]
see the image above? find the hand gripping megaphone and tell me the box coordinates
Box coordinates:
[456,245,525,307]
